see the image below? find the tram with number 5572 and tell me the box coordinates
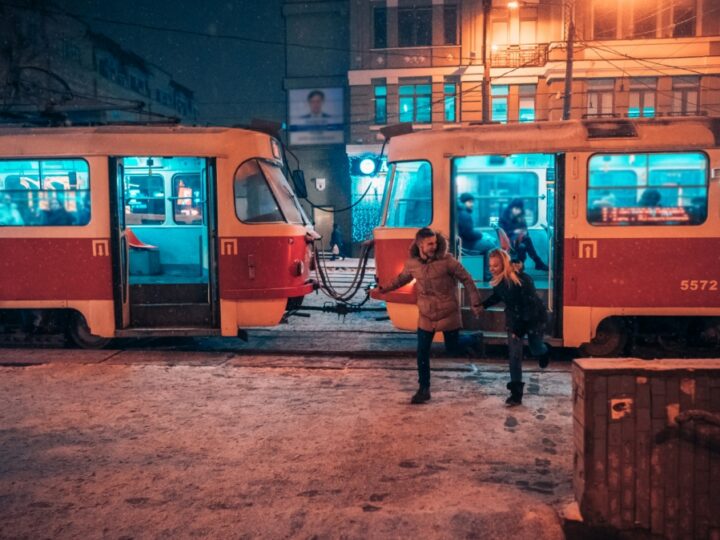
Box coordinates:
[371,117,720,355]
[0,125,316,348]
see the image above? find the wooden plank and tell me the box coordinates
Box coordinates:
[635,376,652,530]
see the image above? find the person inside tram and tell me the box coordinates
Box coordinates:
[499,198,548,272]
[0,193,24,226]
[638,188,661,207]
[41,197,75,226]
[591,190,617,209]
[457,193,496,281]
[457,193,495,253]
[688,196,707,224]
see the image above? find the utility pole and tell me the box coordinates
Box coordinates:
[481,0,492,123]
[562,1,575,120]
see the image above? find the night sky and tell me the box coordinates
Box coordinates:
[58,0,287,125]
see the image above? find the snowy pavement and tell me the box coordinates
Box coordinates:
[0,351,572,539]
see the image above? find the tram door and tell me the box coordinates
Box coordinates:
[452,153,558,335]
[110,156,218,329]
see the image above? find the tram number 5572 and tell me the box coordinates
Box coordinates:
[680,279,718,291]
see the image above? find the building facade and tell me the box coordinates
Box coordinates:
[0,3,197,125]
[283,0,352,252]
[346,0,720,245]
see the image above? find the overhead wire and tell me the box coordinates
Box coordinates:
[1,0,486,65]
[588,42,720,115]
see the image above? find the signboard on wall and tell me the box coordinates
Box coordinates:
[288,88,344,146]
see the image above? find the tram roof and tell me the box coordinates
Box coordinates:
[387,117,720,160]
[0,124,276,157]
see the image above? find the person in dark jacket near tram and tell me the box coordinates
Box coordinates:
[499,198,548,271]
[480,248,550,406]
[378,227,482,404]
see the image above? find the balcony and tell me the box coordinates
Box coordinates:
[490,43,549,68]
[354,45,462,70]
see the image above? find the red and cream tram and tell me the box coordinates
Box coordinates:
[372,118,720,355]
[0,125,315,347]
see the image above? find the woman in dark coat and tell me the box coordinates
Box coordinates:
[499,199,548,271]
[480,248,549,406]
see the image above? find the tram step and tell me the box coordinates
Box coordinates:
[130,284,209,304]
[115,327,221,338]
[130,303,212,328]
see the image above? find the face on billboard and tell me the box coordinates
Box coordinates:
[288,88,344,146]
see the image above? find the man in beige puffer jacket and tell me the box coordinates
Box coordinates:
[379,227,482,404]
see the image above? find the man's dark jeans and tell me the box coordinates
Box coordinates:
[416,328,474,388]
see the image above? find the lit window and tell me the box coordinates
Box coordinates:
[399,79,432,124]
[125,173,165,225]
[519,84,536,123]
[172,173,204,225]
[444,78,458,123]
[491,85,509,124]
[628,78,656,118]
[453,154,551,228]
[373,79,387,124]
[587,152,707,226]
[385,161,432,227]
[0,159,90,227]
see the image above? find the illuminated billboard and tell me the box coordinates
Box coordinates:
[288,88,344,146]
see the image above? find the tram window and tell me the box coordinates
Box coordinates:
[234,159,284,223]
[587,152,708,226]
[125,174,165,225]
[453,154,552,227]
[172,173,204,225]
[258,161,306,224]
[385,161,432,228]
[0,159,90,226]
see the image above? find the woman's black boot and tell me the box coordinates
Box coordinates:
[505,382,525,406]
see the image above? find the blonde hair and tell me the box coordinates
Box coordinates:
[488,248,522,287]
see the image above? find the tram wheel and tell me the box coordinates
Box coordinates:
[67,313,112,349]
[580,318,628,357]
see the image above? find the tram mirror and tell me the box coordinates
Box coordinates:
[292,169,308,199]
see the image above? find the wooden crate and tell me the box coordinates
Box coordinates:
[573,359,720,539]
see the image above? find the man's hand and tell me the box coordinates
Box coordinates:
[471,305,482,318]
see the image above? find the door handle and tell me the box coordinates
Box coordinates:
[248,254,256,280]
